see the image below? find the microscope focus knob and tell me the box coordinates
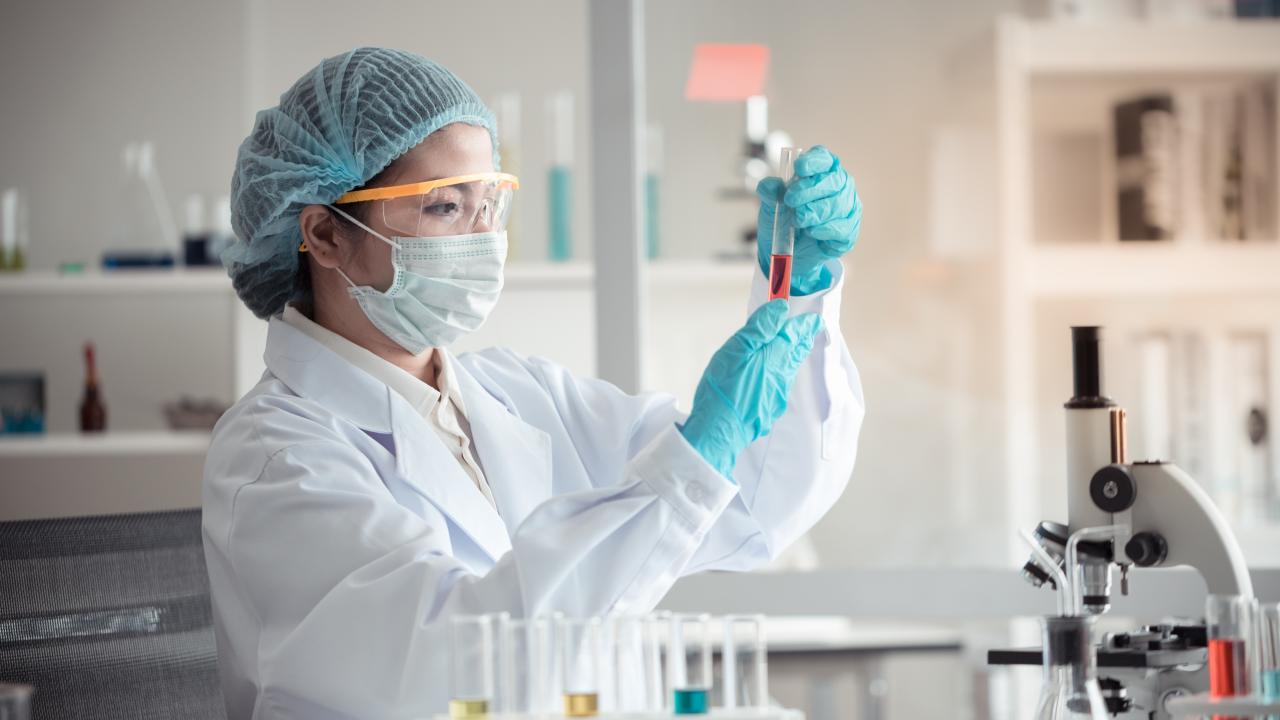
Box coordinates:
[1090,465,1136,513]
[1125,532,1168,567]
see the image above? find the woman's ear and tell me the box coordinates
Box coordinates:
[299,205,347,270]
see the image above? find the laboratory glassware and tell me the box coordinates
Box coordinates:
[609,615,665,714]
[450,614,496,719]
[0,188,29,272]
[1260,603,1280,718]
[645,125,663,260]
[497,615,557,717]
[1207,594,1256,715]
[494,92,522,259]
[669,613,713,715]
[768,147,801,301]
[558,616,603,717]
[1033,615,1107,720]
[79,343,106,433]
[723,614,769,710]
[105,142,178,268]
[547,91,573,262]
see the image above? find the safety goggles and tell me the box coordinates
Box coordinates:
[333,172,519,238]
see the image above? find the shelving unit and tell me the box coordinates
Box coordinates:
[0,430,210,457]
[994,16,1280,567]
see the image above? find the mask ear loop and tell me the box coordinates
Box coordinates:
[325,204,400,291]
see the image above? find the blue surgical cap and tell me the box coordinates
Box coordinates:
[224,47,498,318]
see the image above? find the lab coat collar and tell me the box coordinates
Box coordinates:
[264,317,394,434]
[263,319,540,561]
[448,351,553,533]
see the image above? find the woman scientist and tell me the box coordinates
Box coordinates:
[203,47,864,719]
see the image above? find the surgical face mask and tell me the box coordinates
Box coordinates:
[327,205,506,354]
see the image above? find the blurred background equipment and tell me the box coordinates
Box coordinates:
[0,2,1279,718]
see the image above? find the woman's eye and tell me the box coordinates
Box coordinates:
[424,202,459,216]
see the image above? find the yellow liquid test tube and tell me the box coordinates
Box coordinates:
[563,692,599,717]
[449,698,488,719]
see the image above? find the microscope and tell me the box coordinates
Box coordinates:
[987,326,1254,718]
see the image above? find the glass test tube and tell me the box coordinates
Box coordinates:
[547,91,574,262]
[1259,603,1280,717]
[558,616,603,717]
[608,615,666,713]
[670,614,713,715]
[1207,594,1256,719]
[497,615,557,717]
[723,615,769,710]
[768,146,802,302]
[451,615,496,719]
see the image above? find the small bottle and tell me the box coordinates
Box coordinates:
[79,343,107,433]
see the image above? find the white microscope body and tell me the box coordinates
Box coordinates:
[998,326,1255,718]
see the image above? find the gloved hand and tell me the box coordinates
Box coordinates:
[679,300,824,480]
[756,145,863,296]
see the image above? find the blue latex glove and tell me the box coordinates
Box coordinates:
[756,145,863,296]
[679,300,824,479]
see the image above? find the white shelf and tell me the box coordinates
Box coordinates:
[1010,16,1280,74]
[0,268,232,294]
[1168,693,1280,716]
[0,431,210,457]
[1029,243,1280,298]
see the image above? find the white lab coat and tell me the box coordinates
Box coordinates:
[201,267,864,720]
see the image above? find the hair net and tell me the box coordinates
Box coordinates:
[224,47,498,319]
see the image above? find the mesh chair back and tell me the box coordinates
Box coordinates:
[0,509,225,719]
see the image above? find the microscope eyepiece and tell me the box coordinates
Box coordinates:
[1066,326,1114,409]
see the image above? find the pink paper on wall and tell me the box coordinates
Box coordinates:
[684,44,770,101]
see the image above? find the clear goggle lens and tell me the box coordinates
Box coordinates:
[339,175,517,238]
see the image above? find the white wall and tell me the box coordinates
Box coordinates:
[0,0,1022,568]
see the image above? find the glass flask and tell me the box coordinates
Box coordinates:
[1034,615,1107,720]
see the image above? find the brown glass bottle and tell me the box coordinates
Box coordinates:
[79,342,107,432]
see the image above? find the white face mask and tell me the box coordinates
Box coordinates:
[327,205,507,354]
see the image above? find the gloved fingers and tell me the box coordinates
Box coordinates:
[802,204,862,249]
[781,313,824,361]
[794,173,859,229]
[755,176,785,211]
[793,145,836,178]
[735,299,790,352]
[785,164,847,209]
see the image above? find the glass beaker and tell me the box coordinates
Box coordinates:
[669,613,713,715]
[496,615,558,718]
[558,616,603,717]
[450,614,496,719]
[1033,615,1107,720]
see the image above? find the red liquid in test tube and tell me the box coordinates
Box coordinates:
[769,254,792,301]
[769,146,801,302]
[1209,638,1248,720]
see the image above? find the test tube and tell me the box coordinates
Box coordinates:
[669,614,713,715]
[451,615,496,719]
[1259,603,1280,718]
[1207,594,1256,716]
[547,91,574,262]
[609,615,666,713]
[768,146,802,302]
[497,615,557,717]
[723,615,769,710]
[558,616,603,717]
